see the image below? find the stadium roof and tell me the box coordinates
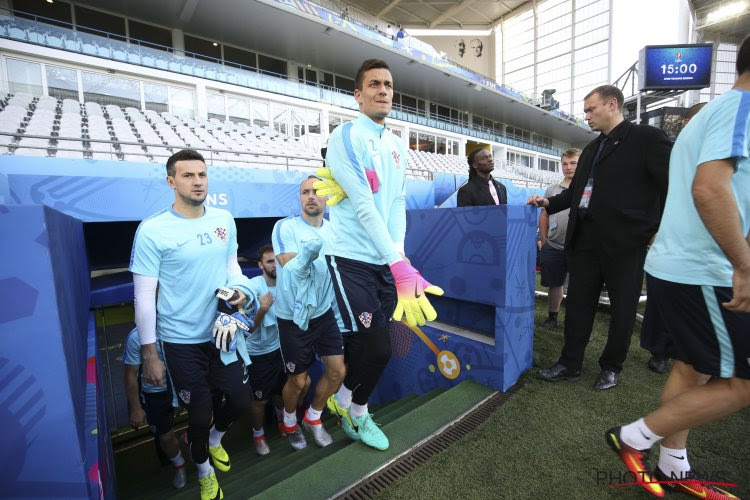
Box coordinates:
[342,0,529,29]
[72,0,594,146]
[691,0,750,41]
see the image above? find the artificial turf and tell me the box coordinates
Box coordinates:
[377,294,750,499]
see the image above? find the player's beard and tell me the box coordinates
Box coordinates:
[303,204,323,217]
[267,269,277,280]
[181,191,207,206]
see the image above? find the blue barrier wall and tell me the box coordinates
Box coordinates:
[372,205,537,395]
[1,157,435,221]
[0,205,111,497]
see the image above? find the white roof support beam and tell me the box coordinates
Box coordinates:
[429,0,478,28]
[377,0,404,18]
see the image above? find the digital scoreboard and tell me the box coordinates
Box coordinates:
[638,43,713,91]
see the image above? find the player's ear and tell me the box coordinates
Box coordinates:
[166,175,176,188]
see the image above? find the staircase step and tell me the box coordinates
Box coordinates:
[257,381,494,499]
[115,393,435,499]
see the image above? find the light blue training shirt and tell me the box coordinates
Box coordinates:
[645,89,750,286]
[325,114,408,266]
[129,206,252,344]
[245,275,280,356]
[272,215,334,328]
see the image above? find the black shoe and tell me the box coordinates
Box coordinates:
[647,356,668,374]
[594,370,620,390]
[537,363,581,382]
[541,318,558,330]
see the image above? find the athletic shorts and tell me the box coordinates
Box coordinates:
[277,307,344,375]
[539,243,567,287]
[247,348,286,401]
[326,255,396,333]
[162,341,249,408]
[141,390,176,436]
[650,276,750,379]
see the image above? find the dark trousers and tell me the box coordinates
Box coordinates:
[558,221,647,373]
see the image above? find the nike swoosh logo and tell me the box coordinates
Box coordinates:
[177,240,190,247]
[669,454,685,460]
[639,430,651,440]
[681,485,706,498]
[414,282,421,298]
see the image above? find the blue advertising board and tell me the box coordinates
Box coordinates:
[638,43,713,91]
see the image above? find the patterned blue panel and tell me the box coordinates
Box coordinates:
[0,205,90,497]
[433,172,461,206]
[405,179,435,209]
[406,206,508,307]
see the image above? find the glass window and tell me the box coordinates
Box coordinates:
[223,46,257,70]
[417,99,426,116]
[409,131,417,150]
[292,108,305,138]
[7,58,43,96]
[14,0,73,29]
[418,133,435,153]
[258,54,287,78]
[227,95,251,125]
[82,71,140,107]
[46,65,78,100]
[272,103,288,135]
[321,72,334,88]
[207,92,226,121]
[335,76,354,93]
[401,95,417,112]
[184,35,221,63]
[305,70,317,86]
[170,87,195,118]
[307,110,321,134]
[75,6,126,41]
[128,20,172,52]
[329,115,341,133]
[144,82,168,113]
[253,100,269,128]
[436,136,447,155]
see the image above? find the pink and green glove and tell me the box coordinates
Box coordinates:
[389,260,444,327]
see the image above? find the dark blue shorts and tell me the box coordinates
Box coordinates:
[142,390,175,436]
[650,276,750,379]
[247,348,286,401]
[326,255,396,333]
[277,308,344,375]
[162,341,249,408]
[539,243,567,287]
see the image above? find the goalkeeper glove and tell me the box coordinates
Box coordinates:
[389,260,444,327]
[313,167,347,207]
[213,288,253,352]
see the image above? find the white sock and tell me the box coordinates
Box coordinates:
[169,450,185,467]
[620,418,662,450]
[195,459,213,479]
[350,402,368,419]
[283,409,297,428]
[208,426,225,448]
[336,384,353,409]
[252,427,264,438]
[658,446,691,478]
[305,406,322,422]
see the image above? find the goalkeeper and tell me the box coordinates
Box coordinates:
[318,59,443,452]
[130,149,254,500]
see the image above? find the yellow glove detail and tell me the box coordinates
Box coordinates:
[313,167,347,207]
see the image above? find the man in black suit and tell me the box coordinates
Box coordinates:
[527,85,671,390]
[457,149,508,206]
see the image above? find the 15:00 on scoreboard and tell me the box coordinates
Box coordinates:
[639,43,713,91]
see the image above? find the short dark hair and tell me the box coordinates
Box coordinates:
[166,148,205,177]
[355,59,390,91]
[258,244,274,262]
[467,148,481,169]
[585,85,625,112]
[737,35,750,75]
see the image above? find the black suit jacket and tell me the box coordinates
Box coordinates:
[547,120,671,254]
[457,175,508,207]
